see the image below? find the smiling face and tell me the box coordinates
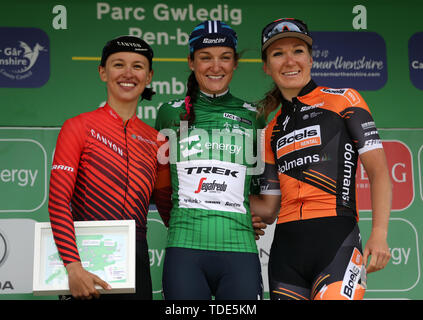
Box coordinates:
[98,51,153,106]
[263,37,313,100]
[188,46,237,95]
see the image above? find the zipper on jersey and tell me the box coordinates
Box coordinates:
[123,120,129,214]
[300,201,304,220]
[292,100,304,220]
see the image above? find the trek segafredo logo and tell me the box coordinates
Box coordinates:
[194,178,227,193]
[276,125,321,158]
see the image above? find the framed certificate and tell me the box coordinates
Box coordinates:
[32,220,136,296]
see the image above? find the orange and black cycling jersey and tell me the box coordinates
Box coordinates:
[260,80,383,224]
[48,103,171,266]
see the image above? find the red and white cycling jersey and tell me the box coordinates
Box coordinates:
[48,103,171,266]
[260,80,383,224]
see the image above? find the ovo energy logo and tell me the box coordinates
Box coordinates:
[0,139,47,212]
[0,27,50,88]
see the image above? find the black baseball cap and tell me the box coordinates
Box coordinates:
[261,18,312,52]
[100,35,154,68]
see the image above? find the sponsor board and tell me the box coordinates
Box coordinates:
[311,31,387,90]
[0,27,49,88]
[357,140,413,211]
[408,32,423,90]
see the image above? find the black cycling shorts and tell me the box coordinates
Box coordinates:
[268,216,366,300]
[162,247,263,300]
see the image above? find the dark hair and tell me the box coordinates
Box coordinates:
[181,50,240,127]
[141,87,155,101]
[180,71,198,126]
[100,36,156,101]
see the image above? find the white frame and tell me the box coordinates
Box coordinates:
[33,220,136,296]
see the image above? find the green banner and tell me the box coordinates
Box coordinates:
[1,0,423,300]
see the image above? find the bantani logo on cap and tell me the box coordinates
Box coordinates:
[202,37,227,44]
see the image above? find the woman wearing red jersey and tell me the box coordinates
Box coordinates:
[48,36,171,300]
[250,18,391,300]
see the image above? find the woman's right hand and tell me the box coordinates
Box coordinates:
[66,261,111,299]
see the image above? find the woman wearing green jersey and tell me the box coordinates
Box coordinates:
[155,20,265,300]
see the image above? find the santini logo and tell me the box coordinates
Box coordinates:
[202,37,226,44]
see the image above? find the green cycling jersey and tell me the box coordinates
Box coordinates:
[155,91,265,253]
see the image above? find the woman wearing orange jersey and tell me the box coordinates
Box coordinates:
[250,18,391,300]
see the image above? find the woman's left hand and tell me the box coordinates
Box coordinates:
[363,228,391,273]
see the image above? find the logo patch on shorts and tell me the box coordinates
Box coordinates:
[341,248,363,300]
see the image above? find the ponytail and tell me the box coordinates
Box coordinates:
[181,70,199,127]
[258,84,283,120]
[141,87,155,101]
